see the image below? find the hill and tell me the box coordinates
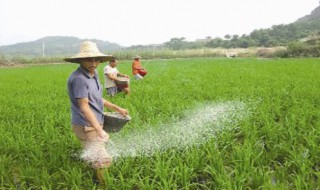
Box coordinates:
[0,36,122,57]
[160,4,320,50]
[296,5,320,23]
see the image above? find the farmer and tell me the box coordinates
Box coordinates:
[65,41,128,185]
[104,57,130,96]
[132,55,147,80]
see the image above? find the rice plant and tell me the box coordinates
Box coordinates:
[0,58,319,189]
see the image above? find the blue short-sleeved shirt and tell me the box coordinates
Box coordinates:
[67,66,104,126]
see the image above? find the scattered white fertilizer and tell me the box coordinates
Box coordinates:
[81,101,250,163]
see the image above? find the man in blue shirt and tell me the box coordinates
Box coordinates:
[65,41,128,185]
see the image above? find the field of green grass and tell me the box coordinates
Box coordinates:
[0,58,319,189]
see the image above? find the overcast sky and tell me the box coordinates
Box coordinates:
[0,0,319,47]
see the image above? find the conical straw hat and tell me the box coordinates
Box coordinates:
[64,41,113,63]
[133,55,141,59]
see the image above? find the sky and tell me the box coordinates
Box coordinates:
[0,0,319,47]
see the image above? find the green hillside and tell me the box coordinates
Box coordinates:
[296,5,320,23]
[164,5,320,50]
[0,36,122,57]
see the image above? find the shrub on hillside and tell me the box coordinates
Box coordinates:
[281,42,320,57]
[256,47,287,58]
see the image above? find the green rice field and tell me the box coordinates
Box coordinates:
[0,58,319,189]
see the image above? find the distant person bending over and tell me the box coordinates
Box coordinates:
[132,55,147,80]
[65,41,128,186]
[104,57,130,96]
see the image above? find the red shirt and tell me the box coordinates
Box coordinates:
[132,60,142,75]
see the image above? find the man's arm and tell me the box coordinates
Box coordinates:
[117,73,129,78]
[78,98,108,141]
[106,73,118,81]
[102,98,128,116]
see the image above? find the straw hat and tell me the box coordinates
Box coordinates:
[133,55,141,59]
[64,41,113,63]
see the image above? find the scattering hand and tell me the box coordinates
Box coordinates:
[97,129,109,142]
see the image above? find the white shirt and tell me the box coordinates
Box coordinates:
[104,65,119,88]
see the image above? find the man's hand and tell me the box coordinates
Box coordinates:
[118,108,128,117]
[96,129,109,142]
[102,98,129,117]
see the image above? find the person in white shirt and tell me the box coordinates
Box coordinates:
[104,57,130,96]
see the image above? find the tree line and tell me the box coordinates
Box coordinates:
[127,19,320,51]
[176,20,320,49]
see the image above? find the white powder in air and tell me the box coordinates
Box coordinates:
[103,101,250,162]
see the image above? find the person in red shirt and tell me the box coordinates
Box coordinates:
[132,55,147,80]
